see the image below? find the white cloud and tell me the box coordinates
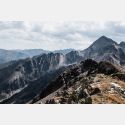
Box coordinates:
[0,21,125,50]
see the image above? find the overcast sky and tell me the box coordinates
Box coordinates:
[0,21,125,50]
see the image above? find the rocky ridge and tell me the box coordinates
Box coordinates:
[33,59,125,104]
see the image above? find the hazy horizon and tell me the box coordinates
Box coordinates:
[0,48,77,51]
[0,21,125,51]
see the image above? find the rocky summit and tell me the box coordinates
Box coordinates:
[80,36,125,66]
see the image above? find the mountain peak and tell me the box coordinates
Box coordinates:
[99,35,108,39]
[90,36,117,49]
[98,35,115,42]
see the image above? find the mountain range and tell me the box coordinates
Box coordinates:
[0,48,75,64]
[0,36,125,104]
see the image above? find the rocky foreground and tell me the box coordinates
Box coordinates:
[32,59,125,104]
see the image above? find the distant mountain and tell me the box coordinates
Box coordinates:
[0,49,27,64]
[0,49,50,64]
[0,49,75,64]
[18,49,50,57]
[81,36,125,65]
[53,49,75,55]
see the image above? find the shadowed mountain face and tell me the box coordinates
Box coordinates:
[1,66,67,104]
[0,53,61,101]
[81,36,125,65]
[0,52,83,103]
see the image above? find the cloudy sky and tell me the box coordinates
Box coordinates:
[0,21,125,50]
